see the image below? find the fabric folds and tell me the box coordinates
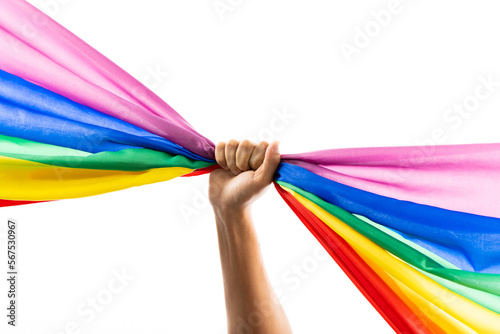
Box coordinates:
[1,1,499,333]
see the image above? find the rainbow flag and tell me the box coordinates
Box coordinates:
[1,1,499,332]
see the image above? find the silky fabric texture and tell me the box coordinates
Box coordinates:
[276,162,500,274]
[281,186,500,334]
[0,0,214,159]
[277,181,500,313]
[276,183,476,334]
[282,144,500,218]
[1,1,499,333]
[0,69,212,161]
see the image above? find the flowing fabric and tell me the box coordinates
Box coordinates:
[1,1,499,333]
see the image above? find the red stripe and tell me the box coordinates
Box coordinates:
[274,182,432,334]
[181,164,220,177]
[0,199,50,207]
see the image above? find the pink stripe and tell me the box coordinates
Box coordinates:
[283,143,500,218]
[0,0,214,159]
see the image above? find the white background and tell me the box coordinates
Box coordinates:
[2,0,500,333]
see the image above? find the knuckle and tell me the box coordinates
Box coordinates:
[240,139,253,148]
[249,156,264,170]
[215,142,226,153]
[215,149,226,165]
[227,139,239,150]
[258,141,269,148]
[215,143,225,155]
[237,145,253,158]
[235,160,249,171]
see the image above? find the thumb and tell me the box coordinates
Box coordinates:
[256,141,281,183]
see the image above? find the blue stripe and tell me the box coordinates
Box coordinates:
[0,69,214,162]
[276,162,500,273]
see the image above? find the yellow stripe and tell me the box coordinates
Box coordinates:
[359,250,476,334]
[281,185,500,333]
[392,276,477,334]
[0,156,193,200]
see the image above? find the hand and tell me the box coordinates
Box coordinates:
[209,140,292,334]
[209,140,280,216]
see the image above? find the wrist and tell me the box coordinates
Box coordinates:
[213,202,248,218]
[213,204,252,230]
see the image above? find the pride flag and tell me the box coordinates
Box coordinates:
[1,1,499,332]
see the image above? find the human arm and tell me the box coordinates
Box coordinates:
[209,140,293,334]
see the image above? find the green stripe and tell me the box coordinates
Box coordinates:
[353,214,461,270]
[353,215,500,313]
[361,212,500,313]
[277,180,500,313]
[0,134,214,171]
[414,266,500,314]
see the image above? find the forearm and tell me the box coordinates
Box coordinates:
[214,207,292,334]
